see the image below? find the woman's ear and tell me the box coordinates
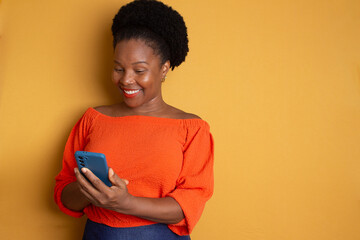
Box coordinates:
[161,60,170,78]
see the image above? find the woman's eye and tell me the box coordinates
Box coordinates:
[114,68,124,72]
[135,70,145,74]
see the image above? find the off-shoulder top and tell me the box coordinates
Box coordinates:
[54,107,214,236]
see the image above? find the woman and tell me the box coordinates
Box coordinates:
[54,0,214,239]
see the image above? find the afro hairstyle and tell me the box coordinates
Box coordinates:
[111,0,189,70]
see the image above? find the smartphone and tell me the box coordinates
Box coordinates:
[74,151,112,187]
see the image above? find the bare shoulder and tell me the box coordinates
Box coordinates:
[182,112,202,120]
[167,106,202,120]
[93,105,112,114]
[93,104,121,117]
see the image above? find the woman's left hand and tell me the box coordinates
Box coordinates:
[74,167,132,213]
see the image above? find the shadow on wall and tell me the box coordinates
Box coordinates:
[0,1,4,106]
[48,123,88,239]
[46,14,120,239]
[95,27,122,105]
[357,65,360,96]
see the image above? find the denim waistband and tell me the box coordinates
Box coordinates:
[83,219,191,240]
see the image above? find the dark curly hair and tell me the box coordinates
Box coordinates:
[111,0,189,70]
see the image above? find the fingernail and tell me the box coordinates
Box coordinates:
[74,168,77,174]
[109,168,114,176]
[81,168,87,173]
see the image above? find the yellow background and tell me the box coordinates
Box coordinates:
[1,0,360,239]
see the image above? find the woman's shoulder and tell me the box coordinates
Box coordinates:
[166,106,201,120]
[93,104,118,117]
[165,106,210,130]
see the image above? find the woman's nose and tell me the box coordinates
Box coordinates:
[120,71,135,85]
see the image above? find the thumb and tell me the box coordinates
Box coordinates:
[108,168,129,186]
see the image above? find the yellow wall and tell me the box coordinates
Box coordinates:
[1,0,360,239]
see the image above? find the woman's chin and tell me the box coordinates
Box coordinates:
[122,99,143,109]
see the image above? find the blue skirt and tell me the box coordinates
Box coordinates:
[83,219,191,240]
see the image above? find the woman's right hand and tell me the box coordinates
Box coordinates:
[74,167,132,213]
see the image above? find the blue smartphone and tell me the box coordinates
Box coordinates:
[74,151,112,187]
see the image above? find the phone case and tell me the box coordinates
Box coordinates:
[74,151,112,187]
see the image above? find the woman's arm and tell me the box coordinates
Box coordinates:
[124,196,184,224]
[61,181,91,211]
[74,168,184,224]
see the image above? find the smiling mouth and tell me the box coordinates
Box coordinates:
[123,89,140,94]
[122,88,141,98]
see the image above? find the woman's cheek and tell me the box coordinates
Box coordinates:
[112,72,120,85]
[139,74,154,87]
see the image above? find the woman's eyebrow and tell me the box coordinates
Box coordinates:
[132,61,149,65]
[113,60,149,65]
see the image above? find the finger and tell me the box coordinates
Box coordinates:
[78,185,98,204]
[109,168,129,186]
[81,167,110,192]
[77,168,107,200]
[75,168,97,192]
[74,168,91,186]
[74,168,102,204]
[75,168,96,191]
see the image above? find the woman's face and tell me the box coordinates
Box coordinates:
[112,39,169,109]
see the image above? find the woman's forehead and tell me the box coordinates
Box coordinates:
[114,39,161,65]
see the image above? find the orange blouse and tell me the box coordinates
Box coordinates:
[54,107,214,236]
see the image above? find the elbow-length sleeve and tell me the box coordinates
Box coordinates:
[54,111,92,218]
[167,121,214,235]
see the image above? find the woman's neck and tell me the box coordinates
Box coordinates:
[120,96,169,116]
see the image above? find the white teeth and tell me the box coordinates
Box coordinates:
[124,89,140,94]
